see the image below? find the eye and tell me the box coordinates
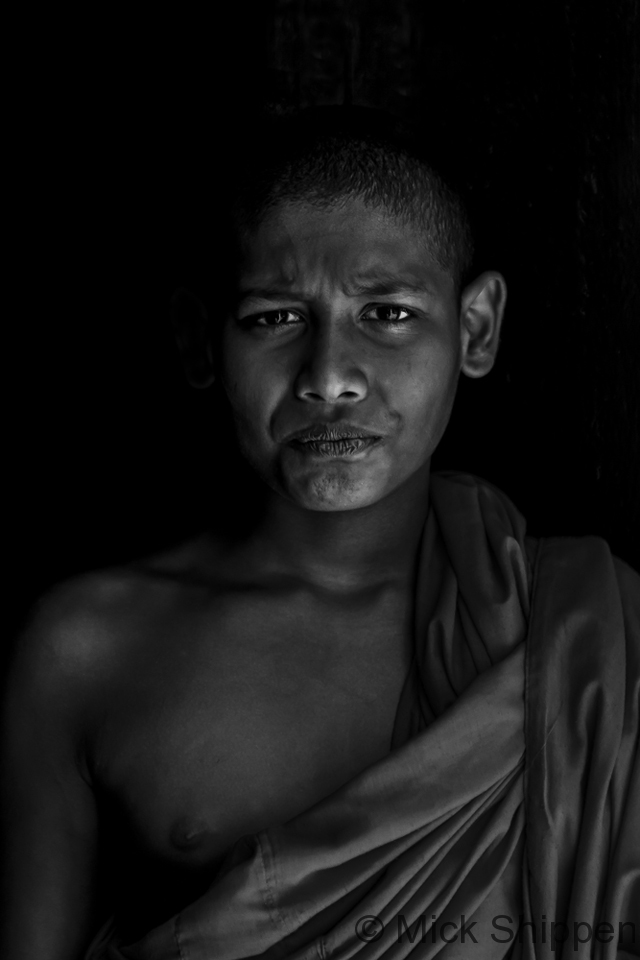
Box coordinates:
[254,309,303,328]
[361,305,414,324]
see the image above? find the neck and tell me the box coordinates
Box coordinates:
[242,463,431,593]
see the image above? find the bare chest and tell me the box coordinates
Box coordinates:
[93,589,412,881]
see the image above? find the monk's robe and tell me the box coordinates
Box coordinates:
[86,473,639,960]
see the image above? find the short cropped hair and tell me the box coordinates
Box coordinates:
[230,106,475,290]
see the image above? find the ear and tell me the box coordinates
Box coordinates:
[170,288,215,389]
[459,272,507,379]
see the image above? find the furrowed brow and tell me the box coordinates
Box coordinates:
[350,276,434,297]
[236,276,436,303]
[237,287,308,303]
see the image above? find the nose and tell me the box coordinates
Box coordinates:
[294,325,368,403]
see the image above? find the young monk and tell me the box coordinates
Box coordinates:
[1,108,638,959]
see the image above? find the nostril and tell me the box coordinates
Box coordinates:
[294,360,369,403]
[300,387,363,402]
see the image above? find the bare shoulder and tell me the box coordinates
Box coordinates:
[9,571,150,683]
[5,532,225,706]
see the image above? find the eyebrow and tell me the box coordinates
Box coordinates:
[237,276,435,304]
[236,287,308,303]
[349,276,435,297]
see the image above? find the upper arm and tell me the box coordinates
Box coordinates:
[1,584,105,960]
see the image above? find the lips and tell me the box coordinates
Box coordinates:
[285,423,382,444]
[284,422,383,458]
[299,437,379,457]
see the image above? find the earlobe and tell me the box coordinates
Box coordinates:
[459,272,507,379]
[170,288,216,389]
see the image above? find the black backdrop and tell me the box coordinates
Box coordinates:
[7,0,639,643]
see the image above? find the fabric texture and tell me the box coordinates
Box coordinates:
[522,536,639,957]
[85,473,639,960]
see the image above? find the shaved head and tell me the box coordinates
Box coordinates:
[230,106,475,291]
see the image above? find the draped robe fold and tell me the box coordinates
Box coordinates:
[87,473,640,960]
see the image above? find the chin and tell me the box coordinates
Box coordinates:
[283,466,388,512]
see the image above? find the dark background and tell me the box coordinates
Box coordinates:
[7,0,639,642]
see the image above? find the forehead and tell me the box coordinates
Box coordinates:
[235,199,454,299]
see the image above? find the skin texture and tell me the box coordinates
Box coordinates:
[0,198,505,959]
[222,199,501,515]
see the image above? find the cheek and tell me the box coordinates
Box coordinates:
[221,336,286,435]
[391,341,460,429]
